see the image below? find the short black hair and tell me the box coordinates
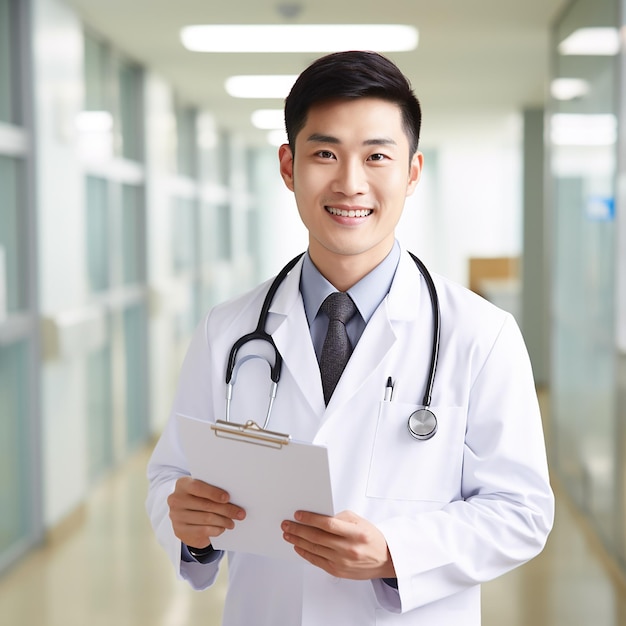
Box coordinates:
[284,51,422,156]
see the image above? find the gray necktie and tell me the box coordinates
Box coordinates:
[319,292,357,405]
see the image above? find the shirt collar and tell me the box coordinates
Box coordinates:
[300,240,401,325]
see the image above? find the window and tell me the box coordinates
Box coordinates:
[86,345,113,480]
[172,196,197,274]
[175,103,197,177]
[118,60,142,161]
[121,183,145,285]
[122,302,148,449]
[0,0,15,124]
[85,175,110,293]
[0,155,25,313]
[0,340,32,555]
[217,203,232,261]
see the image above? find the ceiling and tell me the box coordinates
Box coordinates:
[60,0,570,147]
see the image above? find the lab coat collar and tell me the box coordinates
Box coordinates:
[267,246,423,320]
[266,249,425,416]
[385,245,424,322]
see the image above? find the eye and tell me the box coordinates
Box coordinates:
[316,150,335,160]
[367,153,387,162]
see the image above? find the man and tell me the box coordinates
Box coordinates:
[146,51,554,625]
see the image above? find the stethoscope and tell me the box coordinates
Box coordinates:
[225,251,441,441]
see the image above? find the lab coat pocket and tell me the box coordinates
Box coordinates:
[366,401,466,502]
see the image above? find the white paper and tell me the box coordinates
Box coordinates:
[177,414,335,561]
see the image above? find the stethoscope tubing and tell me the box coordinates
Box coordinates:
[224,251,441,439]
[408,252,440,408]
[225,252,304,386]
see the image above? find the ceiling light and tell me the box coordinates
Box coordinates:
[252,109,285,130]
[181,24,418,53]
[551,113,617,146]
[226,75,298,99]
[75,110,113,133]
[550,78,590,100]
[558,28,620,55]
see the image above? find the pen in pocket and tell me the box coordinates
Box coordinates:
[384,376,394,402]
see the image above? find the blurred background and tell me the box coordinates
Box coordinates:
[0,0,625,624]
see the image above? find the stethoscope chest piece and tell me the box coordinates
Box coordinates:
[408,408,438,441]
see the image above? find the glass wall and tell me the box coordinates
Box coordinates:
[122,302,148,449]
[549,0,624,571]
[86,344,113,480]
[172,196,197,275]
[0,341,32,556]
[86,175,110,293]
[175,101,196,177]
[0,0,14,123]
[0,156,26,312]
[118,60,142,161]
[121,183,145,284]
[0,0,39,573]
[82,31,149,469]
[170,103,202,348]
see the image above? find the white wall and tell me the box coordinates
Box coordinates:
[144,72,180,433]
[252,145,308,281]
[33,0,88,527]
[422,114,523,286]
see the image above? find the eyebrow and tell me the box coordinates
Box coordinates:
[306,133,397,147]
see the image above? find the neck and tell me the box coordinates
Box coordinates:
[309,243,394,292]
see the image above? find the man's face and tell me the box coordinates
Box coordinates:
[279,97,422,273]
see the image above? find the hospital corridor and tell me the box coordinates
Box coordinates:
[2,0,626,624]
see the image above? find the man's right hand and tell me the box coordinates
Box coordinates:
[168,477,246,549]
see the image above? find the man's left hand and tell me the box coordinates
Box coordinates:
[281,510,396,580]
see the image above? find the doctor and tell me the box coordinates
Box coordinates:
[146,51,554,625]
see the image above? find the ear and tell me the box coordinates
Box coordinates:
[278,144,295,191]
[405,151,423,197]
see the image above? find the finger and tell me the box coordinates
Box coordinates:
[181,477,231,503]
[284,530,334,558]
[170,481,246,519]
[291,511,353,538]
[169,491,246,524]
[282,521,343,556]
[172,507,238,530]
[170,508,241,548]
[287,540,344,578]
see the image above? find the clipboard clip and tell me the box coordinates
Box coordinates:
[211,419,291,449]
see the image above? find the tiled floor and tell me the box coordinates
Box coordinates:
[0,446,624,626]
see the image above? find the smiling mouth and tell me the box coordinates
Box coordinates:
[326,206,373,218]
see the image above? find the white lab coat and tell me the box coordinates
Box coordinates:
[146,250,554,626]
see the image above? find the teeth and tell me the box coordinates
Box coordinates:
[327,206,372,218]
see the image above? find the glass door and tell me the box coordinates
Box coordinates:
[549,0,622,563]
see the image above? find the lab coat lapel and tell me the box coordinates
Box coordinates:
[326,251,423,411]
[266,257,326,416]
[326,304,396,410]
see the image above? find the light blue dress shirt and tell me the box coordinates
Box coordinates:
[300,240,401,361]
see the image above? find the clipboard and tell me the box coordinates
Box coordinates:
[177,414,335,561]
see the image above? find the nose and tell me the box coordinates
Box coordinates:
[331,158,369,196]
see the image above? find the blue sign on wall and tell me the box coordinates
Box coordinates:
[586,196,615,221]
